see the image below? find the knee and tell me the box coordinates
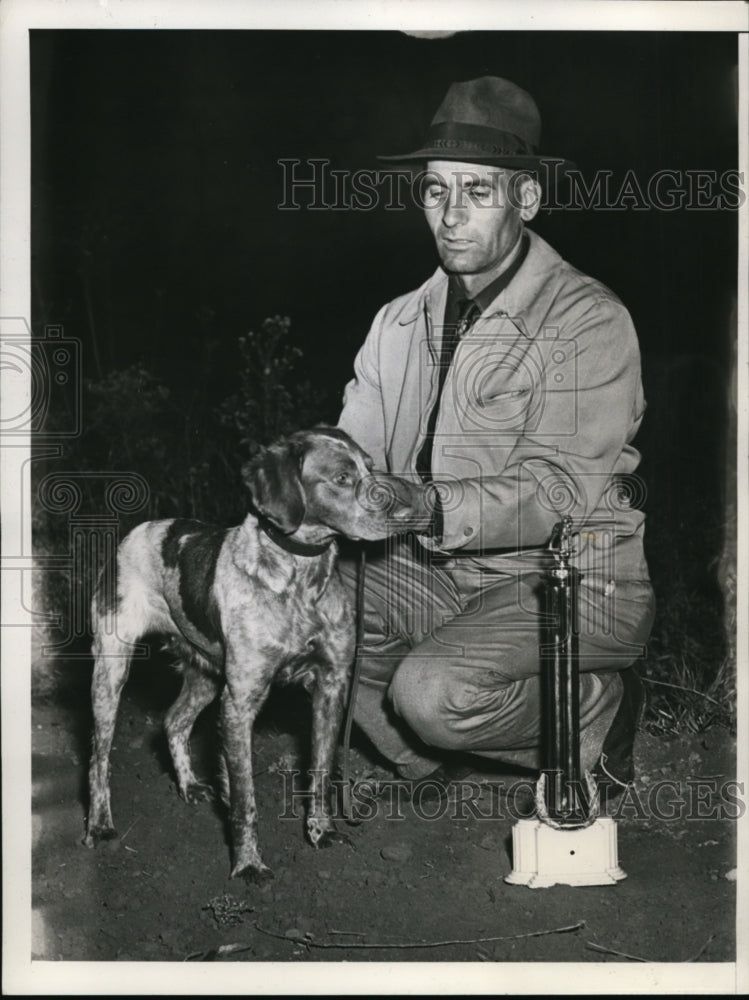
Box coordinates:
[389,656,475,751]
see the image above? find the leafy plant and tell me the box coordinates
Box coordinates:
[218,315,329,447]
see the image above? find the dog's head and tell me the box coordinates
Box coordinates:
[241,427,430,541]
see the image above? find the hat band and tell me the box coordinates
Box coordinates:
[423,120,536,158]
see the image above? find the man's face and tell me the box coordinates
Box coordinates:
[422,160,538,276]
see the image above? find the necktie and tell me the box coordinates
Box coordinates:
[455,298,481,339]
[416,297,480,481]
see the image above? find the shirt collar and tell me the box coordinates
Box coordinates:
[449,231,530,315]
[421,228,564,339]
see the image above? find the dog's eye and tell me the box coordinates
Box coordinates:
[334,472,352,486]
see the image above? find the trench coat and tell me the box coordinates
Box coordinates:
[338,228,651,586]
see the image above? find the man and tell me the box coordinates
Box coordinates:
[337,77,655,799]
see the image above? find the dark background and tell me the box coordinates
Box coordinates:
[30,30,738,698]
[31,30,738,381]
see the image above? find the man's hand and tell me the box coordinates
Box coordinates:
[388,477,437,534]
[363,474,436,534]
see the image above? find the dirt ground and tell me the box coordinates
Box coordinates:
[31,657,737,966]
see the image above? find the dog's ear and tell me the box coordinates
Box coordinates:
[241,441,306,533]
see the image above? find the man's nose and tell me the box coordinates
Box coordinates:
[442,190,468,227]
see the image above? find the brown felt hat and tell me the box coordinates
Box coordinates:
[379,76,574,170]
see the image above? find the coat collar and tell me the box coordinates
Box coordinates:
[399,228,564,339]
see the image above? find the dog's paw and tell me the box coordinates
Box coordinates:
[316,829,354,851]
[181,781,215,805]
[83,824,118,848]
[235,863,274,886]
[307,815,348,848]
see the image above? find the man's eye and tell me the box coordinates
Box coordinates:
[423,186,445,206]
[469,186,492,201]
[334,472,351,486]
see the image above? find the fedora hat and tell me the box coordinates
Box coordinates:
[379,76,573,170]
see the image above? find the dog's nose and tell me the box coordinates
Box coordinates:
[357,475,401,513]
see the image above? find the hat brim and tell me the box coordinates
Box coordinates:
[377,149,576,174]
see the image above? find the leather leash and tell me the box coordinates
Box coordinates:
[340,547,366,823]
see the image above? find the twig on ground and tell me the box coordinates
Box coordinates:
[586,941,648,962]
[586,933,716,963]
[184,942,254,961]
[686,934,716,962]
[254,919,585,951]
[119,817,139,844]
[642,677,723,708]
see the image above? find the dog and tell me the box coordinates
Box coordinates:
[84,427,429,882]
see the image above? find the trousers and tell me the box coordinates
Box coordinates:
[338,537,656,780]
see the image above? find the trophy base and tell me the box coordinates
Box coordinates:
[505,816,626,888]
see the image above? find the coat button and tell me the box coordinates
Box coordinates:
[463,526,474,536]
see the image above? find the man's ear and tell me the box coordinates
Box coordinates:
[241,441,306,533]
[508,172,542,222]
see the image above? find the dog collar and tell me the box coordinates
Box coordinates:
[259,519,333,557]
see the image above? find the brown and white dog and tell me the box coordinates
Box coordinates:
[84,427,429,882]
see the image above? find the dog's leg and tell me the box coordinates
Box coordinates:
[84,629,134,846]
[220,669,273,883]
[307,653,351,849]
[164,664,221,804]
